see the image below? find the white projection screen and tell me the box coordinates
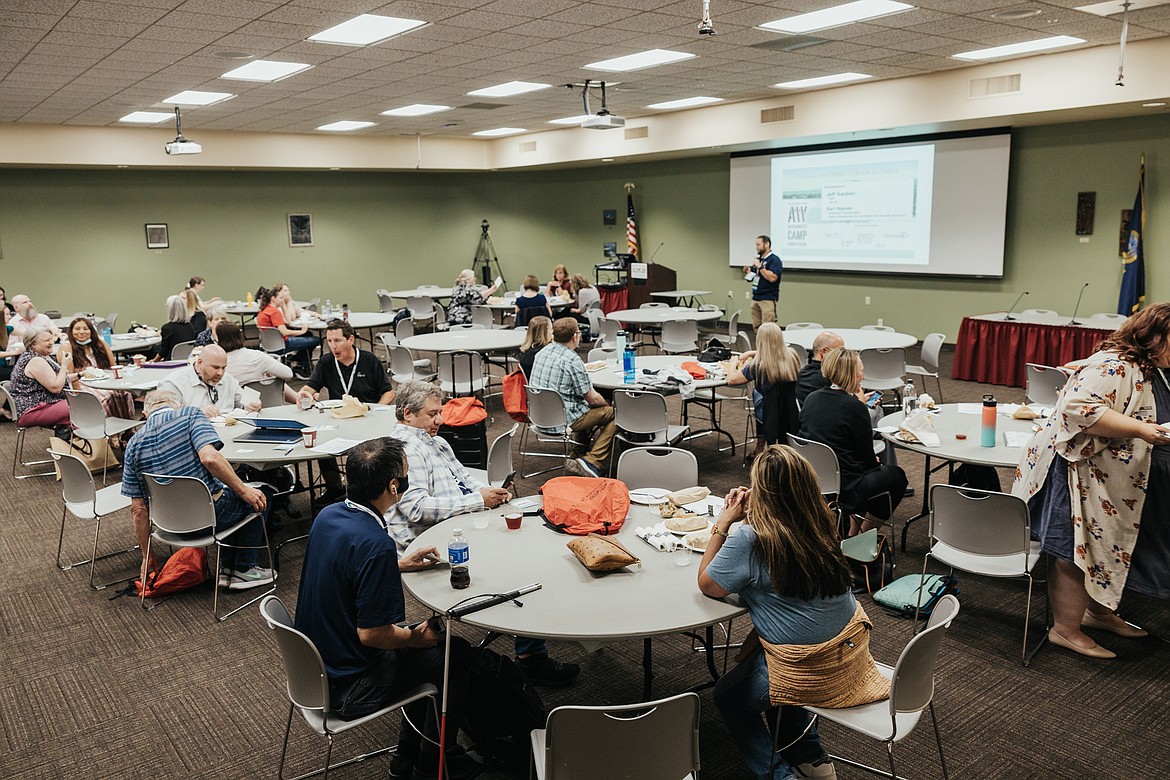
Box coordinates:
[729,131,1011,278]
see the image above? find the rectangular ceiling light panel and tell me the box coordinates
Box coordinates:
[308,14,427,46]
[473,127,526,136]
[163,90,235,106]
[119,111,174,123]
[317,120,375,131]
[774,72,872,89]
[646,96,723,110]
[585,49,695,72]
[220,60,313,82]
[381,104,451,116]
[760,1,914,33]
[467,81,551,97]
[953,35,1084,61]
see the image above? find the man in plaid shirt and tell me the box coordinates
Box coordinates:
[528,318,616,477]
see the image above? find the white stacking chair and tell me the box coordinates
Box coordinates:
[170,340,197,361]
[530,692,700,780]
[375,289,395,313]
[803,596,960,780]
[1024,363,1068,406]
[432,301,448,331]
[436,350,486,397]
[1088,312,1127,325]
[244,379,286,408]
[407,296,435,329]
[1021,308,1057,317]
[859,348,906,395]
[3,381,56,479]
[639,302,669,309]
[520,386,575,479]
[785,322,823,331]
[906,333,946,402]
[612,389,688,473]
[141,472,274,621]
[49,449,138,590]
[924,484,1042,664]
[467,423,519,488]
[660,320,699,354]
[65,388,143,482]
[390,345,436,384]
[789,343,808,367]
[377,332,431,373]
[615,446,698,492]
[861,324,895,332]
[585,309,605,343]
[471,305,501,330]
[586,347,616,363]
[707,308,739,347]
[259,596,438,780]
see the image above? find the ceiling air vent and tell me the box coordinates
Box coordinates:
[624,126,649,141]
[751,35,828,53]
[969,74,1021,98]
[460,102,506,110]
[761,105,795,124]
[519,140,537,153]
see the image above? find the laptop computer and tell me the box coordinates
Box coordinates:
[235,417,308,444]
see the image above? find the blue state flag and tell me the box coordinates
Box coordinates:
[1118,160,1145,315]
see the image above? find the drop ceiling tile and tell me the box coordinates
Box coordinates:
[71,1,170,24]
[0,0,75,13]
[154,10,248,32]
[478,0,578,17]
[182,0,282,19]
[0,26,46,44]
[134,24,227,43]
[443,9,531,32]
[53,16,152,37]
[0,10,60,29]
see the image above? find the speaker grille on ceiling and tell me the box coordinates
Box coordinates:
[969,74,1021,98]
[760,105,795,124]
[624,126,648,140]
[518,141,537,153]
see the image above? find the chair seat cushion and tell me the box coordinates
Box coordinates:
[929,540,1042,577]
[805,663,923,742]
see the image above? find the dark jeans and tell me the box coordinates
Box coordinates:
[331,636,473,762]
[282,334,319,366]
[213,489,269,570]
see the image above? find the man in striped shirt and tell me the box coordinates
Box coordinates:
[121,389,274,590]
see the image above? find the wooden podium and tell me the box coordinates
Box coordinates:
[626,263,677,308]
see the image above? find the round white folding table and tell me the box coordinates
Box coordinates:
[784,328,917,351]
[388,287,456,300]
[80,366,167,393]
[881,403,1041,549]
[606,308,722,325]
[402,498,746,698]
[400,329,526,354]
[650,290,712,307]
[587,354,727,392]
[304,312,396,346]
[108,333,162,354]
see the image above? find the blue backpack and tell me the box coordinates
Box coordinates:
[873,574,959,619]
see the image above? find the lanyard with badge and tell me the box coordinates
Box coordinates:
[335,349,361,397]
[344,498,387,531]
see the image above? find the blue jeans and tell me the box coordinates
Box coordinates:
[714,649,825,780]
[282,334,319,365]
[514,636,548,657]
[213,490,267,570]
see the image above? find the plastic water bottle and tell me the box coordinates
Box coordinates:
[615,329,626,355]
[623,343,636,385]
[324,299,332,318]
[100,323,113,347]
[902,379,917,417]
[981,394,998,448]
[448,528,470,589]
[246,290,253,306]
[342,303,350,322]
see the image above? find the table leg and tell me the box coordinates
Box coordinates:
[642,638,653,700]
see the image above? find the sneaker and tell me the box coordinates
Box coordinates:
[517,653,581,688]
[411,751,483,780]
[388,753,415,780]
[216,569,235,588]
[792,757,837,778]
[575,457,601,478]
[226,565,276,591]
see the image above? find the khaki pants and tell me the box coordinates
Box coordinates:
[570,406,617,468]
[750,299,777,330]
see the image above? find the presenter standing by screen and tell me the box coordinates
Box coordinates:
[743,235,782,332]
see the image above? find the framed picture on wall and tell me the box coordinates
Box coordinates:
[288,213,313,247]
[145,223,169,249]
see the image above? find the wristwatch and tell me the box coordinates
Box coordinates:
[711,526,730,539]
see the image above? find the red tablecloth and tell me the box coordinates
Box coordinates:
[599,287,628,314]
[952,316,1113,387]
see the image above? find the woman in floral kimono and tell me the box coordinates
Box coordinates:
[1014,302,1170,658]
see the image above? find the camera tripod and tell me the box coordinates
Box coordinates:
[473,219,507,290]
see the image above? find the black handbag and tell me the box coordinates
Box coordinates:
[697,341,732,363]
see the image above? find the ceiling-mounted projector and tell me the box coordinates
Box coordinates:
[164,106,202,155]
[582,112,625,130]
[577,80,625,130]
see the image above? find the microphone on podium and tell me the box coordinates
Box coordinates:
[648,242,665,263]
[1004,290,1029,321]
[1069,282,1090,325]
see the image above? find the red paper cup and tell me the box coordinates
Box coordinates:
[301,428,318,448]
[504,513,522,530]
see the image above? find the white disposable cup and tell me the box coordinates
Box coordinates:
[473,515,490,530]
[299,396,313,411]
[673,540,692,567]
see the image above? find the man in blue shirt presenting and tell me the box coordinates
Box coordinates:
[742,235,782,332]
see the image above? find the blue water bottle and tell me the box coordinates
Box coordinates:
[448,528,470,589]
[623,343,636,384]
[100,323,113,347]
[980,394,997,448]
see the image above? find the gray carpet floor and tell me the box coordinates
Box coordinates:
[2,342,1167,779]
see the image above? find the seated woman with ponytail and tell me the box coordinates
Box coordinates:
[256,282,319,376]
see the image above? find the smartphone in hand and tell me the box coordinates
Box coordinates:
[865,392,882,408]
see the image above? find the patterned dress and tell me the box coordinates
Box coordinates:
[1012,351,1157,609]
[447,283,485,326]
[73,347,135,420]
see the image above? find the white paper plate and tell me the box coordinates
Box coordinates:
[682,530,714,553]
[628,488,670,505]
[662,518,711,536]
[316,399,345,409]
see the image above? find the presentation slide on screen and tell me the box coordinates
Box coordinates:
[729,133,1011,278]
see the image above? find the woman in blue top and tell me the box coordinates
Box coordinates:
[513,274,552,327]
[699,445,856,780]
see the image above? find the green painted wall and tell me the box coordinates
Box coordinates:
[1,113,1163,339]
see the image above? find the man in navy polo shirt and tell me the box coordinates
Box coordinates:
[743,235,783,332]
[294,437,480,780]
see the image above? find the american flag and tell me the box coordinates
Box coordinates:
[626,192,639,257]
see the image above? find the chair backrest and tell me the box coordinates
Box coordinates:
[587,347,616,363]
[390,345,419,377]
[639,302,669,309]
[0,382,20,423]
[170,340,197,361]
[859,347,906,382]
[65,388,108,430]
[889,595,960,717]
[470,305,495,329]
[920,332,945,372]
[257,326,287,355]
[49,449,98,508]
[395,317,415,340]
[616,447,698,491]
[407,296,433,320]
[861,324,895,332]
[514,306,544,328]
[789,343,807,367]
[786,322,823,331]
[1021,308,1057,317]
[437,351,483,395]
[585,309,604,337]
[786,434,840,495]
[245,379,285,408]
[525,386,568,430]
[259,595,331,714]
[660,320,698,352]
[733,331,752,353]
[540,692,700,780]
[44,309,62,319]
[432,301,447,327]
[376,291,395,313]
[142,473,216,535]
[486,423,519,484]
[929,484,1030,559]
[726,309,740,339]
[599,319,620,345]
[105,313,119,332]
[377,330,399,358]
[613,389,669,436]
[1088,312,1127,324]
[1024,363,1067,406]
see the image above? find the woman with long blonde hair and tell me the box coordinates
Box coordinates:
[518,315,552,377]
[727,322,802,451]
[699,445,876,780]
